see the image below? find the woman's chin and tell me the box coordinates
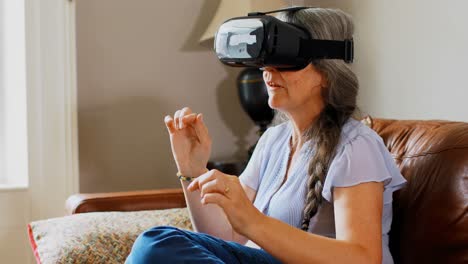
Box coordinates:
[268,97,286,110]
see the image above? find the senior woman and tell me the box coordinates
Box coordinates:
[126,7,406,264]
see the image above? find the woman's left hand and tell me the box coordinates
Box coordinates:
[187,169,263,237]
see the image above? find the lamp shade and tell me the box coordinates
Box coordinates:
[199,0,287,44]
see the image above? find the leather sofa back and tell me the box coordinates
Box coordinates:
[371,118,468,264]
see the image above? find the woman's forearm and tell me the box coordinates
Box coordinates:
[246,214,380,264]
[181,180,248,244]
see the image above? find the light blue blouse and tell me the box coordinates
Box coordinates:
[239,118,407,264]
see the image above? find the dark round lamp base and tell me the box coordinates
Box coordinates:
[207,160,247,176]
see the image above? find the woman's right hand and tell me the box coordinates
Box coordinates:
[164,107,211,178]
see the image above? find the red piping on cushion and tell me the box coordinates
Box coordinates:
[28,224,42,264]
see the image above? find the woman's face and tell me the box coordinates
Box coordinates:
[262,64,326,113]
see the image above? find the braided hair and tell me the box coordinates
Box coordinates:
[277,8,359,231]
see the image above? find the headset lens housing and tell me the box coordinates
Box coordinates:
[215,18,264,64]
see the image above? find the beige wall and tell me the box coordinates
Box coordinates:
[77,0,258,193]
[78,1,468,192]
[306,0,468,122]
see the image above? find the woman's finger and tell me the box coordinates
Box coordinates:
[201,193,229,208]
[197,170,222,188]
[187,169,216,191]
[164,115,176,134]
[179,107,192,129]
[193,114,211,145]
[200,178,226,197]
[182,113,197,127]
[187,177,199,191]
[174,110,182,130]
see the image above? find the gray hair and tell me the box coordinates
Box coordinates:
[277,8,359,231]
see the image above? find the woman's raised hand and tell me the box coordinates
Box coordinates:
[164,107,211,178]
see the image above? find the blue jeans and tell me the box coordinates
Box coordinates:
[126,226,282,264]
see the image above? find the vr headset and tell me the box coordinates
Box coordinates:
[214,6,354,71]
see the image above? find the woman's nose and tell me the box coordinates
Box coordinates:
[262,67,278,80]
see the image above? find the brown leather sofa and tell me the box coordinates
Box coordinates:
[66,118,468,264]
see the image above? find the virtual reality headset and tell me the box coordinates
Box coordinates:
[214,6,354,71]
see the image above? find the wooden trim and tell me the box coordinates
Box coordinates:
[66,189,186,215]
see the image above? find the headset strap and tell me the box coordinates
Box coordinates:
[300,38,354,63]
[247,6,354,63]
[248,6,309,16]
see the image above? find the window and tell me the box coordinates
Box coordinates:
[0,0,28,187]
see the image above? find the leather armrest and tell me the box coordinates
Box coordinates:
[65,188,186,215]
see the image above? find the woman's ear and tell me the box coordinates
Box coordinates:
[318,69,328,88]
[309,63,328,88]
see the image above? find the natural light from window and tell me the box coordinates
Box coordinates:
[0,0,28,188]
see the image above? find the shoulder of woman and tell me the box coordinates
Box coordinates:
[338,118,383,151]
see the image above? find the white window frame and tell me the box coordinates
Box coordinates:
[26,0,79,219]
[0,0,79,208]
[0,0,28,188]
[0,0,78,262]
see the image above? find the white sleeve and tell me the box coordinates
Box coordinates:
[322,133,407,204]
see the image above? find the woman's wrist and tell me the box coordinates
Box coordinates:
[178,167,208,179]
[242,209,268,238]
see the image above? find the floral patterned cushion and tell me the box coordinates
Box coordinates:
[28,208,192,264]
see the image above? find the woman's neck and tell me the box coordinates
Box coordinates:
[286,101,324,149]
